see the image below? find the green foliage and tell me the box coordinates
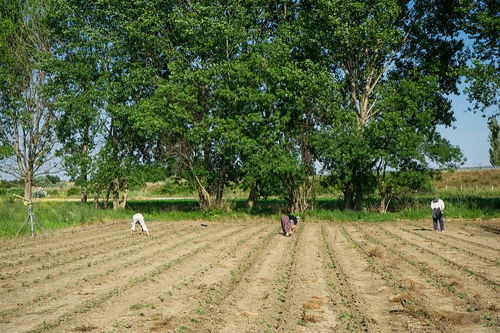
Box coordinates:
[9,0,494,212]
[488,117,500,166]
[66,187,80,197]
[304,0,466,209]
[153,178,193,196]
[461,1,499,116]
[1,188,499,237]
[33,187,47,198]
[34,175,62,187]
[0,0,57,200]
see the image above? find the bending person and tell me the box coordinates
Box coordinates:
[131,213,150,236]
[280,214,300,237]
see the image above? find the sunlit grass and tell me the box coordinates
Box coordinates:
[0,188,498,238]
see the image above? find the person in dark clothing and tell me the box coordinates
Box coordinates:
[280,214,300,237]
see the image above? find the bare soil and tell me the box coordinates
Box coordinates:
[0,219,498,332]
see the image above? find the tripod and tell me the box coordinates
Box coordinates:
[14,194,48,238]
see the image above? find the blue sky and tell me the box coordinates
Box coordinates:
[440,92,492,167]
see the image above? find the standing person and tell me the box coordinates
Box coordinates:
[431,198,445,232]
[131,213,150,236]
[280,214,300,237]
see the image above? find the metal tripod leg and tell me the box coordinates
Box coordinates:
[17,202,49,238]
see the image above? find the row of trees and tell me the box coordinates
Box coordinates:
[1,0,498,212]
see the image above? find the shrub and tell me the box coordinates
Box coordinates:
[153,177,193,196]
[33,187,47,198]
[47,189,59,197]
[67,187,81,196]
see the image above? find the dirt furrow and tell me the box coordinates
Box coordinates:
[372,224,500,326]
[408,221,500,252]
[0,224,199,300]
[0,219,187,265]
[390,225,500,283]
[0,224,237,331]
[49,224,272,333]
[0,221,176,274]
[343,224,463,331]
[278,224,343,332]
[324,224,429,332]
[137,225,276,333]
[375,225,499,291]
[350,224,496,331]
[0,226,148,269]
[0,221,136,261]
[397,225,499,265]
[0,220,497,332]
[109,225,276,332]
[170,223,295,333]
[187,225,292,333]
[0,223,189,283]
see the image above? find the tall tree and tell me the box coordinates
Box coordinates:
[48,0,173,208]
[489,117,500,166]
[139,0,272,210]
[47,0,107,203]
[462,0,499,116]
[235,1,325,213]
[303,0,465,210]
[0,0,56,200]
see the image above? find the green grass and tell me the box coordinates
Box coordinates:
[0,189,498,238]
[0,198,208,238]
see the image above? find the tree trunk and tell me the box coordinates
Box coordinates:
[112,179,120,210]
[354,188,363,211]
[378,179,388,213]
[288,195,308,213]
[120,187,129,208]
[215,160,226,207]
[81,190,88,204]
[193,174,211,210]
[196,185,211,211]
[81,126,89,204]
[247,182,259,208]
[24,179,33,201]
[104,183,112,209]
[379,192,387,213]
[378,164,388,213]
[287,179,311,213]
[343,183,354,210]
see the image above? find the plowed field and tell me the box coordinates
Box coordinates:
[0,219,498,332]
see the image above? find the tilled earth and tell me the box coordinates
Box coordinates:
[0,219,498,332]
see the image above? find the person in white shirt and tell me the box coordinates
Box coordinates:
[430,198,445,232]
[131,213,150,236]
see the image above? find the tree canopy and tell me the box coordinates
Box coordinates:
[1,0,497,210]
